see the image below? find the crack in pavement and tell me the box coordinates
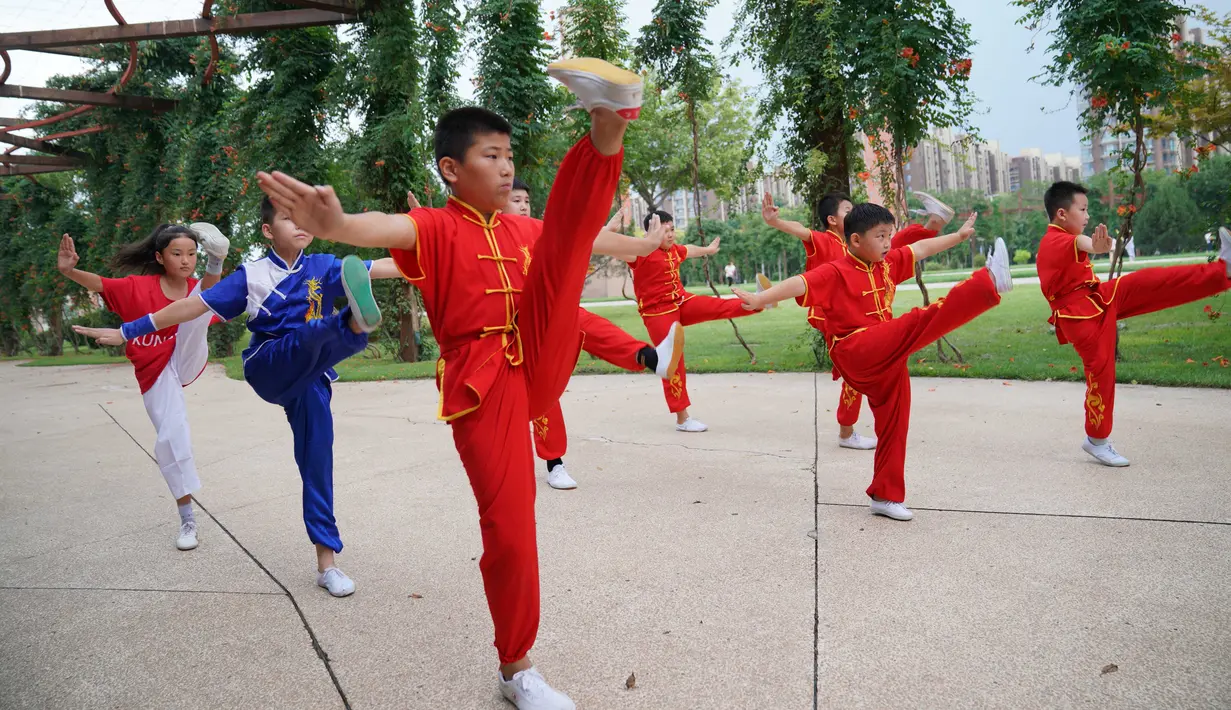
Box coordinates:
[97,403,353,710]
[810,371,821,710]
[0,585,284,596]
[817,501,1231,526]
[586,435,811,462]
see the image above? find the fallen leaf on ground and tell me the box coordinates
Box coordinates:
[928,388,936,392]
[1002,382,1012,386]
[409,593,423,599]
[1101,663,1118,675]
[626,672,637,689]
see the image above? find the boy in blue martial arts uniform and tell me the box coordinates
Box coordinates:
[76,197,403,597]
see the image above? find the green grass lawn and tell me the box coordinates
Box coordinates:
[582,254,1216,304]
[12,287,1231,388]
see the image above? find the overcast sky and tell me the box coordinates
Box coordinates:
[4,0,1229,159]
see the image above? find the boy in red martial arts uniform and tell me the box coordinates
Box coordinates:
[502,178,683,489]
[623,209,762,433]
[259,58,643,710]
[761,190,956,450]
[406,180,684,491]
[735,204,1015,522]
[1037,181,1231,467]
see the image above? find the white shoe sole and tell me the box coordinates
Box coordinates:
[655,322,686,379]
[870,506,914,521]
[839,439,877,450]
[547,59,643,119]
[1083,449,1130,467]
[189,222,230,258]
[176,538,198,551]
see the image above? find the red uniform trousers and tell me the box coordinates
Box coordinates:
[832,269,1001,503]
[450,138,622,664]
[1054,261,1229,439]
[822,224,936,428]
[642,295,757,413]
[532,308,648,460]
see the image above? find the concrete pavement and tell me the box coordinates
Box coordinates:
[1,361,1228,709]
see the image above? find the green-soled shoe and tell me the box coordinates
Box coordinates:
[340,254,381,333]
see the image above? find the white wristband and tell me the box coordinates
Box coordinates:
[206,255,224,275]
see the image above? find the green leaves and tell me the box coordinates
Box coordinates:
[636,0,719,104]
[470,0,563,206]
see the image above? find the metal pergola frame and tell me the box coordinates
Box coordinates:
[0,0,359,178]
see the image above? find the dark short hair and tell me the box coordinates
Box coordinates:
[1043,181,1089,220]
[643,209,673,231]
[433,107,513,181]
[817,192,852,229]
[512,177,530,193]
[260,196,276,226]
[843,203,896,239]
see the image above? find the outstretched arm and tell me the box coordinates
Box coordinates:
[258,170,418,250]
[909,213,977,261]
[684,237,720,259]
[1076,223,1112,254]
[57,234,104,293]
[761,192,811,241]
[596,213,666,262]
[732,276,806,311]
[73,296,211,347]
[369,257,403,280]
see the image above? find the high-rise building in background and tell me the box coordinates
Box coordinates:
[1080,19,1224,176]
[905,128,1053,196]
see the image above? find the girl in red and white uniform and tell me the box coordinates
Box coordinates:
[57,223,229,551]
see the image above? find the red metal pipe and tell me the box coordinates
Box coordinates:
[0,0,136,137]
[41,124,113,140]
[1,50,10,85]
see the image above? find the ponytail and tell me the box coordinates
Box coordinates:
[110,223,199,275]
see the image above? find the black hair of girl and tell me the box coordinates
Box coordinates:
[110,223,200,275]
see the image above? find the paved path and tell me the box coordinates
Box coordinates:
[2,362,1229,709]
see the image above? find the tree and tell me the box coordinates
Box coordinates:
[638,0,756,362]
[728,0,852,223]
[423,0,464,124]
[471,0,562,200]
[1134,174,1204,253]
[622,75,754,210]
[848,1,977,362]
[1185,153,1231,229]
[1151,7,1231,154]
[1015,0,1212,282]
[347,0,437,362]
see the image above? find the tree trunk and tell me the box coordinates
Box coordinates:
[47,307,64,356]
[809,118,851,225]
[687,99,756,364]
[399,283,421,362]
[892,141,961,363]
[1108,111,1148,361]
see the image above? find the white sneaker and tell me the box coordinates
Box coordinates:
[189,222,231,258]
[988,237,1013,293]
[316,567,356,597]
[547,58,643,120]
[176,521,198,551]
[870,499,914,521]
[1082,438,1130,467]
[654,321,685,379]
[676,417,708,433]
[1219,226,1231,273]
[839,432,877,450]
[499,667,576,710]
[755,272,775,308]
[547,463,578,490]
[913,191,955,223]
